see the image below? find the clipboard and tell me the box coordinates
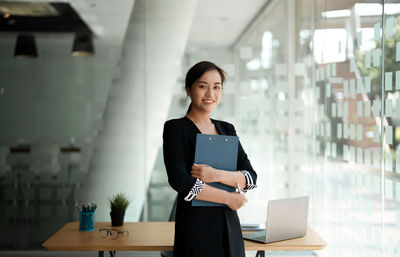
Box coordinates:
[192,134,238,207]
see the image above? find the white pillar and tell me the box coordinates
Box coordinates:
[81,0,197,222]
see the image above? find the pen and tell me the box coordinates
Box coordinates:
[76,202,97,212]
[75,204,81,213]
[236,183,244,195]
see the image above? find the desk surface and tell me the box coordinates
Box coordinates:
[42,222,326,251]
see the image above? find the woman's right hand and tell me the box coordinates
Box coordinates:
[225,192,248,210]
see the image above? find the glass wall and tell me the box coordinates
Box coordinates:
[235,0,400,256]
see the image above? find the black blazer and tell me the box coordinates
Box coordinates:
[163,117,257,257]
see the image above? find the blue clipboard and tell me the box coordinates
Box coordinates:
[192,134,238,207]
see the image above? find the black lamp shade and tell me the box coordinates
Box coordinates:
[72,34,94,56]
[14,34,38,58]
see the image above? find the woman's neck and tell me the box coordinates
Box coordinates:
[186,110,211,125]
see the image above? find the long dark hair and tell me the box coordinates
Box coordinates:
[185,61,226,114]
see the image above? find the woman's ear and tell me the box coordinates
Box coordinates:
[185,88,191,97]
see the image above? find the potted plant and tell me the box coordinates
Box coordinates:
[109,193,131,227]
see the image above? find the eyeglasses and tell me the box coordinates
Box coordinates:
[99,228,129,239]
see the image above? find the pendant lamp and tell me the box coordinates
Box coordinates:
[14,34,38,58]
[72,33,94,56]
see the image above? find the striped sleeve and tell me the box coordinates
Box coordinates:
[240,170,257,192]
[183,178,205,201]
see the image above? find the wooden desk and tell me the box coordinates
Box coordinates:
[43,222,326,256]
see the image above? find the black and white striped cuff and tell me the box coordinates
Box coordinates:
[240,170,257,192]
[184,178,205,201]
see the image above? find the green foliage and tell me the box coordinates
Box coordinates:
[356,16,400,98]
[355,16,400,151]
[109,193,131,213]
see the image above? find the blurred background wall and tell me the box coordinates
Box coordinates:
[0,0,399,256]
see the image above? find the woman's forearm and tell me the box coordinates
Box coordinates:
[194,183,230,204]
[190,164,247,189]
[215,170,247,189]
[194,183,248,210]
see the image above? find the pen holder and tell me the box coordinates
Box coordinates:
[79,211,95,231]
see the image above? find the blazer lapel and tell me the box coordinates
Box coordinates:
[212,119,230,136]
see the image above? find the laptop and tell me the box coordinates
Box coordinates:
[242,196,309,243]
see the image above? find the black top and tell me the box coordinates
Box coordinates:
[163,116,257,257]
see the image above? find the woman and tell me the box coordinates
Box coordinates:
[163,61,257,257]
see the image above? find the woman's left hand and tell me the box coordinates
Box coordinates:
[191,164,220,183]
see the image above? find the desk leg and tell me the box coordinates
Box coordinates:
[255,250,265,257]
[98,251,116,257]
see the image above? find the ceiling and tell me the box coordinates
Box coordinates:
[0,2,58,16]
[4,0,391,56]
[0,0,134,45]
[185,0,270,53]
[0,2,93,33]
[0,0,272,51]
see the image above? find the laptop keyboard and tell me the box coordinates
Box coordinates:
[252,236,265,241]
[246,231,266,239]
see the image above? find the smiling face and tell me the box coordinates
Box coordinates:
[186,69,223,114]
